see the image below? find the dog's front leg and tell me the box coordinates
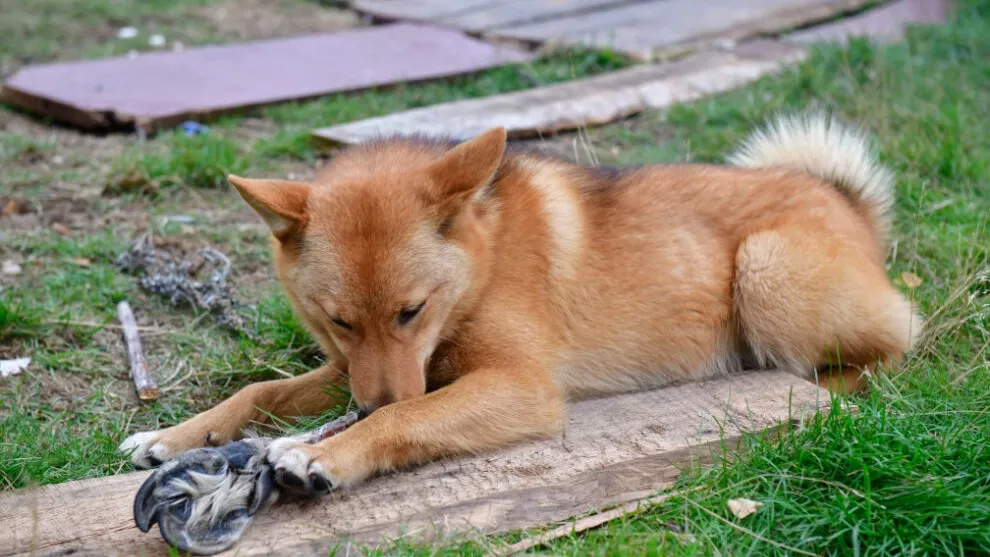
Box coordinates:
[120,363,350,468]
[265,362,564,494]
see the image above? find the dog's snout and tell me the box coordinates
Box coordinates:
[356,406,375,420]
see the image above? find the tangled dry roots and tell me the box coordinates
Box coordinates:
[115,233,249,334]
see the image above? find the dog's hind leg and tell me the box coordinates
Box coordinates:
[733,225,921,393]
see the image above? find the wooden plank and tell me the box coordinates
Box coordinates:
[489,0,873,60]
[312,39,806,146]
[437,0,642,33]
[786,0,951,45]
[0,23,532,133]
[350,0,501,22]
[0,370,828,557]
[486,0,667,37]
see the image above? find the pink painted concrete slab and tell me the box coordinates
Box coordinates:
[0,23,532,132]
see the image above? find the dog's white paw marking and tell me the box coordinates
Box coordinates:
[266,438,338,494]
[118,430,176,468]
[266,438,310,477]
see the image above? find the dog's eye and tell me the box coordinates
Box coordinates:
[397,301,426,326]
[330,316,352,331]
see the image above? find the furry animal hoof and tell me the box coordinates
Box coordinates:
[133,440,275,555]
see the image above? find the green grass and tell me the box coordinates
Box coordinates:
[0,0,219,76]
[2,0,989,555]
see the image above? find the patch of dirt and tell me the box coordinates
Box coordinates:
[28,369,111,411]
[196,0,363,41]
[1,110,134,160]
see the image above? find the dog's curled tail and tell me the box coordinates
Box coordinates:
[728,113,895,246]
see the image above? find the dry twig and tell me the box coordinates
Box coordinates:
[117,301,159,401]
[493,487,698,556]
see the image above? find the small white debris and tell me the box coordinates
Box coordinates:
[716,38,738,51]
[1,260,21,275]
[161,215,195,225]
[673,532,697,544]
[727,498,763,519]
[118,27,139,39]
[52,155,65,165]
[172,41,185,52]
[148,34,166,48]
[127,50,140,60]
[1,357,30,378]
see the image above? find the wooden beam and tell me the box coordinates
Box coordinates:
[489,0,873,60]
[312,39,806,146]
[437,0,643,33]
[0,370,828,557]
[350,0,501,23]
[786,0,951,45]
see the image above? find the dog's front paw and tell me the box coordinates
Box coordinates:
[266,437,364,497]
[119,424,221,469]
[119,430,181,469]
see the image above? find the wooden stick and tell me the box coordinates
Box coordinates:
[492,487,698,556]
[117,301,159,401]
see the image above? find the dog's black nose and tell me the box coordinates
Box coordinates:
[356,406,375,420]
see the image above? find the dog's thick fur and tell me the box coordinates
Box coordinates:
[121,114,921,493]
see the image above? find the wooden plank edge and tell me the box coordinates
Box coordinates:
[486,0,873,62]
[348,0,492,25]
[0,85,112,130]
[784,0,952,45]
[492,486,702,556]
[310,39,807,147]
[437,0,653,35]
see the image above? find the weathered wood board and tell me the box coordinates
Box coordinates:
[0,23,532,133]
[436,0,639,34]
[492,0,873,60]
[0,370,828,557]
[351,0,873,60]
[787,0,951,45]
[352,0,501,23]
[312,39,806,146]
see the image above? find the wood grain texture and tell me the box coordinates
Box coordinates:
[0,370,828,557]
[488,0,872,59]
[312,39,806,146]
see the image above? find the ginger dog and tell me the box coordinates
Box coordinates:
[121,114,921,494]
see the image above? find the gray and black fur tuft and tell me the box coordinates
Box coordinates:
[133,412,360,555]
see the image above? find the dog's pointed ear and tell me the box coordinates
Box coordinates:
[426,127,507,206]
[228,175,311,241]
